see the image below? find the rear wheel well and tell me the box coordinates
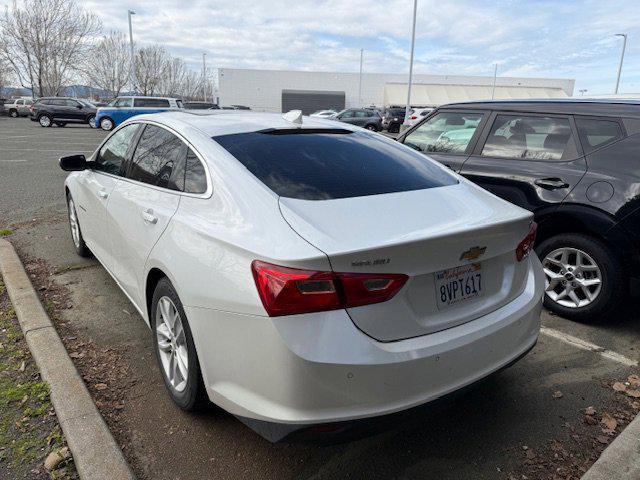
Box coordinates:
[146,268,167,319]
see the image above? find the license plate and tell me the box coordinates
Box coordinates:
[435,263,483,309]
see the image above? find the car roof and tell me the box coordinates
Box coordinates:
[118,96,179,100]
[127,110,360,137]
[440,98,640,119]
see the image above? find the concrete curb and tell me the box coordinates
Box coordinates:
[581,409,640,479]
[0,239,135,480]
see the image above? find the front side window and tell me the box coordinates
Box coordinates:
[95,124,140,176]
[482,115,578,161]
[404,112,483,154]
[575,117,624,153]
[113,98,133,108]
[65,99,80,107]
[128,125,186,190]
[213,130,457,200]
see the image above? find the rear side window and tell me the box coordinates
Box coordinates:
[404,112,483,154]
[213,130,457,200]
[134,98,171,108]
[96,124,140,176]
[482,115,578,161]
[128,125,187,191]
[575,117,624,153]
[184,149,207,194]
[113,98,133,107]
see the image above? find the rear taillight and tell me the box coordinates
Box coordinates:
[410,115,417,120]
[516,222,537,261]
[251,260,408,316]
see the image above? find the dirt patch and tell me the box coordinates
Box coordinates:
[0,277,76,479]
[21,256,137,461]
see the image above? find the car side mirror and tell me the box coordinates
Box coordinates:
[77,104,83,109]
[59,154,87,171]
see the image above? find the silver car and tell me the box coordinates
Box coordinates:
[4,97,34,118]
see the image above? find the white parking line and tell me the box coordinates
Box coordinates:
[541,326,638,367]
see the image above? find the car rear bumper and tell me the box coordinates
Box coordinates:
[186,255,544,426]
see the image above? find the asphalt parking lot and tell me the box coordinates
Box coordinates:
[2,115,640,480]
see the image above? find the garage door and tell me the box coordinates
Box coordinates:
[281,90,345,115]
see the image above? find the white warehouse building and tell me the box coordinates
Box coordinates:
[216,68,575,114]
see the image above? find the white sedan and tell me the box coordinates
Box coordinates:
[59,110,543,441]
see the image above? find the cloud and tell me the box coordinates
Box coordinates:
[59,0,640,93]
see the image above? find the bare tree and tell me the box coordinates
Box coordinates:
[134,45,170,96]
[85,32,131,99]
[157,56,187,97]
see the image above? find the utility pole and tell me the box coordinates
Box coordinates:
[358,49,363,107]
[202,53,207,102]
[579,89,587,96]
[128,10,136,93]
[491,63,497,99]
[614,33,628,94]
[405,0,418,123]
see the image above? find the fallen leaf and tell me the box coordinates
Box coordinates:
[628,374,640,387]
[585,406,597,416]
[69,352,85,359]
[601,412,618,432]
[626,389,640,398]
[585,415,598,425]
[20,395,28,405]
[596,435,609,445]
[18,361,25,372]
[613,382,627,392]
[94,383,107,391]
[552,390,563,399]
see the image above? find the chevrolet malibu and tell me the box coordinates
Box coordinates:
[59,110,544,441]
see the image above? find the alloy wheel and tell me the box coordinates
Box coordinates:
[100,118,113,131]
[39,115,51,127]
[542,247,602,308]
[88,116,96,128]
[155,296,189,392]
[68,198,81,248]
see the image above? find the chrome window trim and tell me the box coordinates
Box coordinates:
[90,119,213,199]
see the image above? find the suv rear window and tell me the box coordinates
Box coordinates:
[575,117,624,152]
[213,130,457,200]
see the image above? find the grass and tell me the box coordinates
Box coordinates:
[0,279,77,478]
[0,229,13,237]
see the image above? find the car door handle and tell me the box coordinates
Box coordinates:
[97,190,109,199]
[141,209,158,224]
[534,178,570,190]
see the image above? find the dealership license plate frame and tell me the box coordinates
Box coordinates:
[435,263,484,310]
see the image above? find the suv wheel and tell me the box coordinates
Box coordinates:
[100,117,114,131]
[38,115,52,127]
[9,109,18,118]
[151,278,207,411]
[536,233,625,321]
[87,115,96,128]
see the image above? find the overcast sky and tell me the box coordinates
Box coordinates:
[79,0,640,95]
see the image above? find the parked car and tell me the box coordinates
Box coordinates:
[220,105,251,110]
[4,97,34,118]
[310,109,337,118]
[183,101,219,110]
[398,99,640,321]
[95,96,183,131]
[0,98,6,116]
[59,110,543,441]
[332,108,382,131]
[382,106,408,133]
[404,107,433,127]
[30,97,98,128]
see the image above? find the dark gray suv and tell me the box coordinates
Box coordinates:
[333,108,382,131]
[398,99,640,321]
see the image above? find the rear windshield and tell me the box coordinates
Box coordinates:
[213,130,457,200]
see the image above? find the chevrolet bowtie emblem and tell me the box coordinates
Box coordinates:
[460,246,487,261]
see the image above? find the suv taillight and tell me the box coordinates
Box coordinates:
[516,223,537,261]
[251,260,408,316]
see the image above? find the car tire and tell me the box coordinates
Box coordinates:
[365,124,377,131]
[87,115,96,128]
[66,194,91,258]
[536,233,625,321]
[38,115,52,127]
[55,122,66,127]
[99,117,114,131]
[151,278,208,411]
[9,109,18,118]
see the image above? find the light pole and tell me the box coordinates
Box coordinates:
[614,33,627,94]
[491,63,498,99]
[128,10,136,93]
[202,53,207,102]
[405,0,418,123]
[358,49,363,107]
[579,89,587,96]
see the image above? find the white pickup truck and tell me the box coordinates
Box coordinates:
[4,97,34,117]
